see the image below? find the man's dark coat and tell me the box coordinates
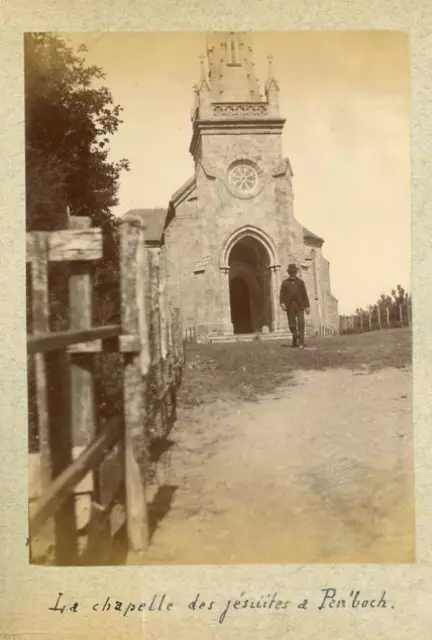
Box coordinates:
[279,277,310,311]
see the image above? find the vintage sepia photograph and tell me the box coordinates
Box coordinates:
[26,30,412,566]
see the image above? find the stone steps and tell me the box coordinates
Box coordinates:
[208,332,292,343]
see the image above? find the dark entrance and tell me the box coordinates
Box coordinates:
[227,234,272,334]
[229,277,253,334]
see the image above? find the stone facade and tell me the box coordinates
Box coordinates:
[130,32,338,338]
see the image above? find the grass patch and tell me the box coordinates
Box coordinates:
[178,328,412,408]
[28,328,412,452]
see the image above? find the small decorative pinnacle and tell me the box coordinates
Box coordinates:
[199,54,206,82]
[266,54,279,92]
[267,55,274,76]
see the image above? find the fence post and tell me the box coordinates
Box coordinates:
[158,252,170,420]
[68,216,97,551]
[166,304,174,377]
[149,249,165,435]
[399,303,403,326]
[174,308,184,373]
[406,295,411,328]
[368,310,372,331]
[43,347,79,565]
[29,232,56,556]
[386,306,390,327]
[120,215,150,553]
[377,304,382,330]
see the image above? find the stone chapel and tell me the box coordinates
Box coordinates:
[127,32,339,338]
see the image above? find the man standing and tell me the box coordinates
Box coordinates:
[279,263,310,348]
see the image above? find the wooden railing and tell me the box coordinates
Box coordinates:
[339,297,412,334]
[316,325,338,337]
[27,213,184,565]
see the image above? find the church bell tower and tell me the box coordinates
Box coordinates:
[163,31,339,339]
[189,31,285,162]
[182,31,309,337]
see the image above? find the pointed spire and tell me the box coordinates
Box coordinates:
[199,54,206,82]
[196,54,210,93]
[191,83,199,118]
[206,32,262,102]
[267,55,273,79]
[265,54,280,116]
[265,54,279,92]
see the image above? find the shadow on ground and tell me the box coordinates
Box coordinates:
[148,485,178,539]
[107,485,179,565]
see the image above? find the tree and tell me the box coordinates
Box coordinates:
[377,293,392,308]
[25,32,129,233]
[343,285,411,334]
[26,34,129,450]
[392,285,406,305]
[25,33,129,326]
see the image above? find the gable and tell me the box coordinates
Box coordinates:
[170,177,196,207]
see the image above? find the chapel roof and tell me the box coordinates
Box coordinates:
[125,204,324,249]
[170,176,196,206]
[302,226,324,245]
[122,208,167,244]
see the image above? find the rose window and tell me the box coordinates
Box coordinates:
[228,164,258,194]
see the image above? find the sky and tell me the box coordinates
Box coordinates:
[62,31,411,314]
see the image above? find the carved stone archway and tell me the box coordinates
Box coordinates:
[219,226,282,334]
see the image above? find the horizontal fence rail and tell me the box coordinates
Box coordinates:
[29,417,122,538]
[27,325,122,354]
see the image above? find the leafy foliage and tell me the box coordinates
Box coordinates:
[25,32,129,330]
[25,32,129,232]
[346,285,411,333]
[26,33,129,451]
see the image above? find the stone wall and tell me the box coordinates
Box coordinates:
[163,122,338,337]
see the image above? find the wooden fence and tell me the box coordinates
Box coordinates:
[339,297,412,334]
[26,213,184,566]
[316,325,338,337]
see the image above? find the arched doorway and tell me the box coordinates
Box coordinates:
[230,277,252,334]
[227,235,273,334]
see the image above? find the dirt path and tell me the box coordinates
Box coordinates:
[134,365,414,565]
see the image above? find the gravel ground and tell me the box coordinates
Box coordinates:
[130,334,413,565]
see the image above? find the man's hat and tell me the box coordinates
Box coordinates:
[287,263,298,273]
